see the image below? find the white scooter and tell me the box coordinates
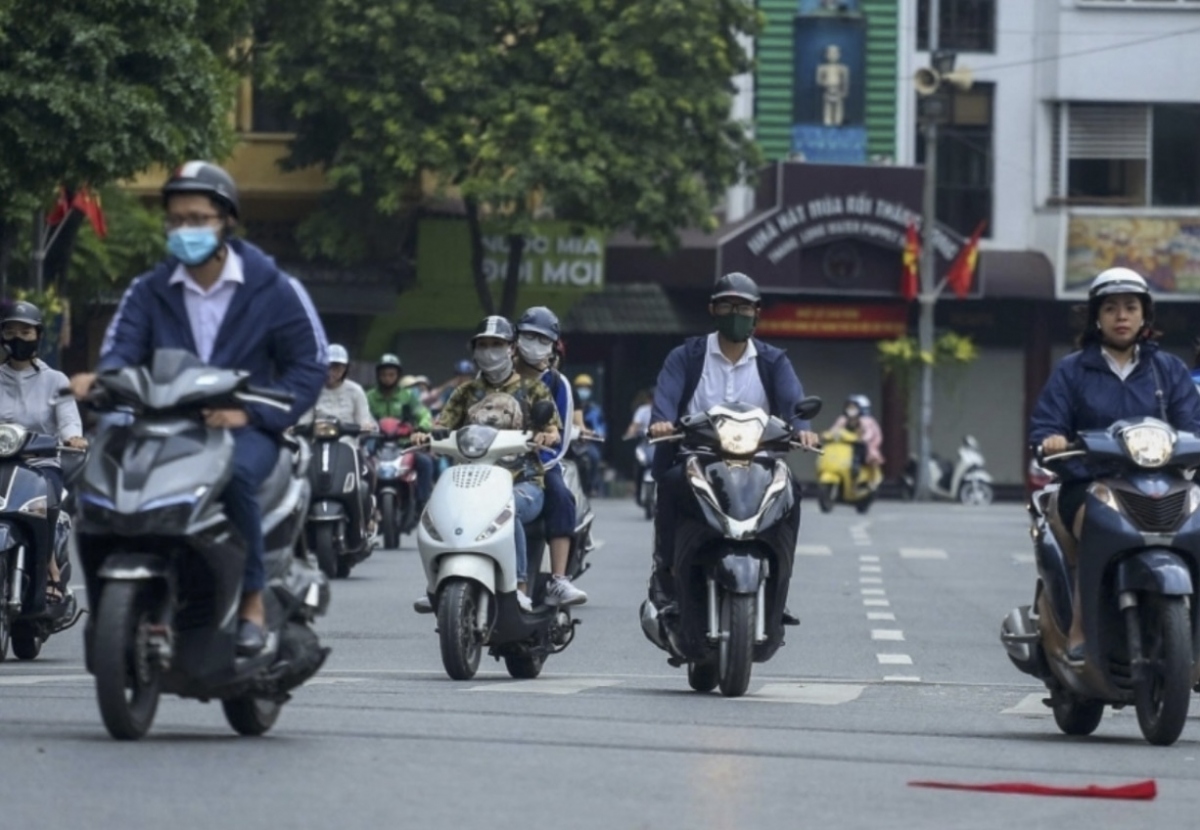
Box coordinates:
[902,435,994,505]
[414,402,577,680]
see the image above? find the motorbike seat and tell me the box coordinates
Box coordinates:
[256,450,294,512]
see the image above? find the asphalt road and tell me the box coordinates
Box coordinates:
[3,498,1199,829]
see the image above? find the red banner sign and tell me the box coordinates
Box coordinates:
[757,304,908,339]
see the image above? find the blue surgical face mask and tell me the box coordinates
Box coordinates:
[577,388,592,402]
[167,227,221,266]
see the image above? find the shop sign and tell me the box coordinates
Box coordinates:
[757,303,908,339]
[1064,213,1200,297]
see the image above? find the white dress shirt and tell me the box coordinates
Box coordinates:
[169,248,245,363]
[1101,344,1139,382]
[687,333,769,416]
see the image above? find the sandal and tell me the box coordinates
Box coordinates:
[46,579,65,604]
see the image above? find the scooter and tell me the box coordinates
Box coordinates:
[903,435,994,505]
[633,437,656,520]
[816,426,880,515]
[296,419,377,578]
[0,429,84,661]
[1002,417,1200,746]
[640,398,822,698]
[74,350,331,740]
[372,416,419,549]
[415,401,577,680]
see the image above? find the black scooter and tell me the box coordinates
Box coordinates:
[0,426,84,661]
[640,397,822,697]
[296,419,376,578]
[370,416,419,549]
[75,350,331,740]
[1003,416,1200,746]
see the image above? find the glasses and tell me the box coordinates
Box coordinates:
[164,213,222,230]
[713,300,757,317]
[519,333,554,346]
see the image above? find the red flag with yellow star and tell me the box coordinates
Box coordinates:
[900,222,920,302]
[946,220,986,299]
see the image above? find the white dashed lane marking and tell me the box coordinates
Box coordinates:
[795,544,833,556]
[863,599,891,607]
[867,612,896,621]
[876,654,914,666]
[860,565,882,573]
[860,577,883,584]
[465,678,623,695]
[859,555,880,563]
[861,588,886,596]
[871,629,906,641]
[899,548,948,560]
[750,683,866,705]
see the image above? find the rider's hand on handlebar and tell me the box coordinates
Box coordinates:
[1041,435,1069,454]
[532,428,560,448]
[794,430,821,450]
[69,372,97,401]
[649,421,675,439]
[65,436,88,450]
[412,432,432,446]
[203,409,249,429]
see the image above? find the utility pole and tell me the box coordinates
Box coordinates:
[912,0,971,500]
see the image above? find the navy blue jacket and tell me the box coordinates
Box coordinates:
[99,239,328,434]
[650,335,810,479]
[1029,342,1200,482]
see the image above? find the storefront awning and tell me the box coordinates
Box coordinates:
[562,283,690,334]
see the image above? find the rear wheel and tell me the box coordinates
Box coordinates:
[643,483,655,521]
[717,593,755,698]
[1134,596,1192,746]
[854,491,874,515]
[313,523,337,579]
[687,659,719,693]
[504,653,544,679]
[437,580,483,680]
[0,562,10,662]
[381,492,400,549]
[11,623,41,660]
[93,581,161,740]
[817,483,836,514]
[222,695,282,737]
[1051,690,1105,736]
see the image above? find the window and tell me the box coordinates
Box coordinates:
[917,0,996,53]
[915,84,994,238]
[1052,103,1200,207]
[1077,0,1200,7]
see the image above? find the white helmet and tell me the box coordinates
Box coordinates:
[1088,267,1149,300]
[327,344,350,365]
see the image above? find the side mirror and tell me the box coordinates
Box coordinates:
[795,396,822,421]
[530,400,556,430]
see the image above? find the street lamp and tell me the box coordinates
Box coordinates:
[912,13,972,501]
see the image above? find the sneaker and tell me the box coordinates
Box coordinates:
[516,589,533,612]
[545,575,588,607]
[413,595,433,614]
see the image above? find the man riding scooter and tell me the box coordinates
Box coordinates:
[367,353,433,507]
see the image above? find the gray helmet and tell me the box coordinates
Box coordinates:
[711,272,762,305]
[162,160,240,218]
[471,315,516,344]
[1,301,43,331]
[516,306,560,342]
[376,353,402,372]
[327,344,350,365]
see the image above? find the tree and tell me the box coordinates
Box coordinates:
[260,0,761,317]
[0,0,259,290]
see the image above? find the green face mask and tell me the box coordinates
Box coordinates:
[715,313,756,343]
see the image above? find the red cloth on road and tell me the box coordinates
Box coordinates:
[908,779,1156,800]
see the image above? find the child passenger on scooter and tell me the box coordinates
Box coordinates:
[414,316,561,612]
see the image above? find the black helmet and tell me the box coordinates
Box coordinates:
[711,272,761,305]
[376,353,402,372]
[471,315,516,344]
[161,161,240,219]
[1,301,43,331]
[516,306,560,341]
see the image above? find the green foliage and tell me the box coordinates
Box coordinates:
[260,0,762,306]
[877,332,979,390]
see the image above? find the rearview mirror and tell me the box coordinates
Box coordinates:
[530,400,556,430]
[795,396,822,421]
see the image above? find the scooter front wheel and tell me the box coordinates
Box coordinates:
[93,581,162,740]
[718,593,755,698]
[1051,689,1104,736]
[504,652,544,679]
[312,523,337,579]
[380,491,400,550]
[687,659,719,693]
[0,562,10,661]
[437,579,483,680]
[817,483,837,514]
[1134,596,1192,746]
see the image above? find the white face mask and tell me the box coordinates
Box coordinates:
[474,346,513,383]
[517,334,554,366]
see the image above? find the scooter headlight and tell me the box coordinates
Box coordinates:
[313,421,339,439]
[0,423,28,457]
[457,425,497,459]
[1122,425,1174,468]
[476,501,514,542]
[714,417,765,456]
[420,509,442,541]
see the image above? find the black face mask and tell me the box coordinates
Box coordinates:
[3,337,37,362]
